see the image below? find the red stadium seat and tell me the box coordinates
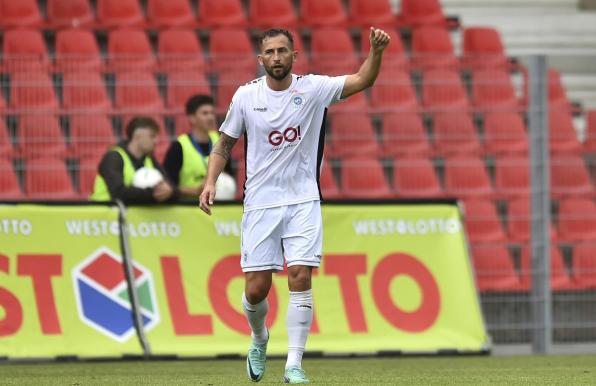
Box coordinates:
[147,0,194,27]
[558,199,596,242]
[0,158,21,198]
[349,0,396,27]
[311,28,358,75]
[78,156,101,197]
[381,113,430,157]
[370,68,418,112]
[62,72,111,111]
[495,156,529,199]
[463,199,506,243]
[249,0,297,28]
[507,198,557,243]
[584,110,596,153]
[328,113,380,158]
[215,69,256,113]
[25,157,76,199]
[361,28,407,67]
[572,244,596,290]
[198,0,246,27]
[167,71,211,109]
[411,27,456,69]
[55,28,102,72]
[47,0,94,27]
[340,157,392,199]
[157,29,206,73]
[432,112,481,156]
[471,244,521,292]
[551,155,592,199]
[97,0,144,28]
[209,29,255,73]
[2,28,49,72]
[69,114,116,159]
[10,72,59,111]
[483,112,528,155]
[461,27,508,69]
[0,119,15,159]
[472,70,518,111]
[0,0,42,27]
[507,198,530,242]
[548,69,570,109]
[300,0,348,27]
[115,72,164,112]
[18,115,66,158]
[398,0,446,28]
[108,28,156,73]
[332,91,370,114]
[320,160,342,199]
[422,70,469,111]
[549,110,581,154]
[393,157,442,198]
[287,30,309,75]
[444,156,493,199]
[519,246,573,291]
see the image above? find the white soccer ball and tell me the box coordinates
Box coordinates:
[215,172,237,200]
[132,167,163,189]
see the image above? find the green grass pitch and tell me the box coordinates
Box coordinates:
[0,355,595,385]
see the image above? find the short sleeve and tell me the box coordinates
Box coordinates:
[313,75,347,107]
[219,88,245,138]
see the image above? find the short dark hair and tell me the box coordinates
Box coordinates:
[259,28,294,50]
[185,94,214,115]
[125,116,160,139]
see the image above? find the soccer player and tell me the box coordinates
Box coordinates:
[199,27,390,384]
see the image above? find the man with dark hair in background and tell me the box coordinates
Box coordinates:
[163,95,222,199]
[90,116,175,203]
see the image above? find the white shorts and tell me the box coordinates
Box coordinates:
[240,200,323,272]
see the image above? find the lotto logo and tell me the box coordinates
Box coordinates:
[72,247,159,342]
[268,126,302,146]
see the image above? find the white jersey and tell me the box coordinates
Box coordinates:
[220,74,346,212]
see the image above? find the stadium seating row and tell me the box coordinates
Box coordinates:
[0,26,511,73]
[0,109,587,165]
[0,68,572,119]
[0,0,449,29]
[472,242,596,292]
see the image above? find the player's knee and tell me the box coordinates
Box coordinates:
[288,266,312,291]
[245,282,271,304]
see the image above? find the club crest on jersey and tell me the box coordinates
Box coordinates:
[291,93,305,108]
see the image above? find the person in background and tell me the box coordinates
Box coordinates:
[163,95,224,200]
[90,116,175,203]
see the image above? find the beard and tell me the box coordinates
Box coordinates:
[264,62,292,81]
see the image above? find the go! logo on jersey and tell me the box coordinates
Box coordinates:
[268,126,302,146]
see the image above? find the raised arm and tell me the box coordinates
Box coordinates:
[199,133,238,215]
[341,27,391,99]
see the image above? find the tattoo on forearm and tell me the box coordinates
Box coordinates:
[211,135,236,161]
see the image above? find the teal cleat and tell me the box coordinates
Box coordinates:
[284,366,309,384]
[246,341,268,382]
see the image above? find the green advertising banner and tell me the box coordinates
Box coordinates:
[0,203,489,358]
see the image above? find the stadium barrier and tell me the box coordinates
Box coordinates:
[0,201,489,359]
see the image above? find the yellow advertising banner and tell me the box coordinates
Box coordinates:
[0,204,143,357]
[0,203,489,358]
